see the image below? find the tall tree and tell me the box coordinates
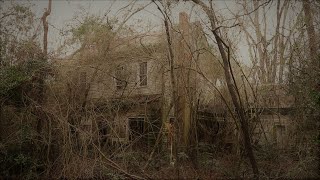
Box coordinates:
[36,0,52,134]
[152,0,179,167]
[42,0,52,57]
[189,0,259,178]
[302,0,318,67]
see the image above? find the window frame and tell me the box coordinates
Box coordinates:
[139,62,148,87]
[115,66,127,90]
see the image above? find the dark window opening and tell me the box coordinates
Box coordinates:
[139,62,147,86]
[129,118,145,142]
[197,119,220,143]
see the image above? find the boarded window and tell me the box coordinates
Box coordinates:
[139,62,147,86]
[115,66,127,90]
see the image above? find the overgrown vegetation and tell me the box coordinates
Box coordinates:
[0,0,319,179]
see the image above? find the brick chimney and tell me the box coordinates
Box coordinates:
[179,12,189,34]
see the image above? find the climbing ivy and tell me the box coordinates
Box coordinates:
[0,59,47,104]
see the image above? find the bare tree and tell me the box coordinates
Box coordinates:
[42,0,52,57]
[36,0,52,134]
[189,0,259,178]
[233,0,293,83]
[302,0,318,67]
[151,0,179,167]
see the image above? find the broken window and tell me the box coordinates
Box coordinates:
[139,62,147,86]
[115,66,127,90]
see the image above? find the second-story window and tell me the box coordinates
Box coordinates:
[139,62,147,86]
[115,66,127,90]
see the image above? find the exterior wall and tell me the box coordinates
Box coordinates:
[248,84,295,148]
[251,109,293,148]
[53,12,232,146]
[54,11,216,111]
[88,59,165,99]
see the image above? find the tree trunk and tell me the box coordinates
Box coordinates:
[37,0,52,134]
[0,103,3,141]
[153,0,180,166]
[42,0,52,57]
[302,0,318,67]
[191,0,259,178]
[164,17,179,167]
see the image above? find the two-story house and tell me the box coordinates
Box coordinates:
[54,12,230,150]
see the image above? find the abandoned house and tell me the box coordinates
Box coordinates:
[53,12,294,151]
[249,84,295,148]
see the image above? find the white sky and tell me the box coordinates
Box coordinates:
[3,0,296,66]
